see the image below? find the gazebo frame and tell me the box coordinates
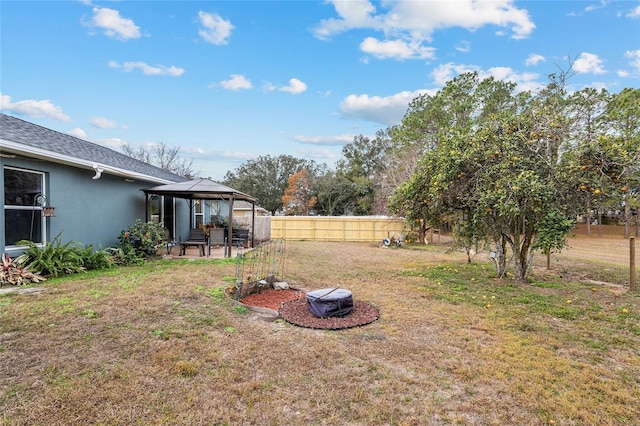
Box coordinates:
[142,178,257,258]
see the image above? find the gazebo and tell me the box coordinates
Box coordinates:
[142,178,257,258]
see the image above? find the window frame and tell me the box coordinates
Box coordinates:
[3,166,47,248]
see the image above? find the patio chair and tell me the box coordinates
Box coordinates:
[179,228,207,257]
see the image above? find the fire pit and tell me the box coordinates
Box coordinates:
[306,288,353,318]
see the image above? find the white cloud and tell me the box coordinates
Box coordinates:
[573,52,606,74]
[262,82,277,92]
[625,50,640,73]
[197,11,234,45]
[431,62,541,92]
[220,74,253,90]
[68,128,87,139]
[455,40,471,53]
[279,78,307,94]
[360,37,436,60]
[0,93,71,122]
[340,89,432,125]
[293,134,354,146]
[525,53,545,66]
[584,0,607,13]
[431,62,478,86]
[108,61,184,76]
[312,0,381,40]
[626,5,640,18]
[100,137,129,150]
[313,0,535,45]
[90,116,126,129]
[88,7,140,40]
[218,150,255,161]
[298,148,338,161]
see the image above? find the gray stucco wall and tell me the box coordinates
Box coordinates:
[2,157,184,255]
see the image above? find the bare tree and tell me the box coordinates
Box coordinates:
[122,141,197,178]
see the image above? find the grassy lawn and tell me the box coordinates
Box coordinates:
[1,241,639,425]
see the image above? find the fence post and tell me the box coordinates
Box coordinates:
[631,237,636,291]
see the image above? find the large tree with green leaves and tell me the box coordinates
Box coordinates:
[223,155,320,215]
[391,71,581,283]
[335,132,392,215]
[389,73,522,245]
[566,87,610,235]
[602,88,640,237]
[314,171,360,216]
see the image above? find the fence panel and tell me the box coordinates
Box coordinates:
[270,216,405,242]
[234,216,271,243]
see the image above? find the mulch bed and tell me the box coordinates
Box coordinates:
[239,288,303,311]
[279,298,380,330]
[240,288,380,330]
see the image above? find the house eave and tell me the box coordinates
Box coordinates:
[0,139,176,184]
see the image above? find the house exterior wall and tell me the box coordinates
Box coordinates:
[1,156,184,255]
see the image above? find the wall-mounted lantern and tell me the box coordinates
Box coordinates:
[42,205,56,217]
[35,194,55,217]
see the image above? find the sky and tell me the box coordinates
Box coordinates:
[1,1,639,181]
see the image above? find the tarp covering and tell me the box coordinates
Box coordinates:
[306,288,353,318]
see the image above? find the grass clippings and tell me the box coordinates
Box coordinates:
[1,241,639,425]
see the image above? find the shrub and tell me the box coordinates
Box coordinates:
[113,220,167,265]
[0,253,46,286]
[20,234,85,277]
[77,245,115,271]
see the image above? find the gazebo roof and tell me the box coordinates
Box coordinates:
[142,178,256,202]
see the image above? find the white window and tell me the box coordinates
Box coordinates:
[4,167,47,246]
[194,199,204,227]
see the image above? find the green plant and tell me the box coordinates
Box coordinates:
[77,245,115,271]
[0,253,46,286]
[20,234,85,277]
[113,220,167,265]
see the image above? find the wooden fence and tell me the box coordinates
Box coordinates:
[234,216,272,244]
[270,216,406,242]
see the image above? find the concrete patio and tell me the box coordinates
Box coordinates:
[163,244,250,260]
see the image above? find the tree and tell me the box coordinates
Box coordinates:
[389,73,520,245]
[281,169,317,215]
[602,88,640,237]
[391,71,580,283]
[336,132,392,215]
[314,171,360,215]
[223,155,319,215]
[122,141,196,178]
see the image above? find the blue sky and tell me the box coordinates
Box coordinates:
[1,1,639,180]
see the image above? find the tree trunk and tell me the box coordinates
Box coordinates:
[586,198,592,236]
[419,219,426,244]
[511,226,535,284]
[546,251,551,270]
[491,236,508,279]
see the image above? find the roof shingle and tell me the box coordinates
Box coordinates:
[0,113,186,183]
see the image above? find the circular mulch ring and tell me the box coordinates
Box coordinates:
[279,298,380,330]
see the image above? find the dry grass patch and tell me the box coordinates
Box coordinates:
[1,242,639,425]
